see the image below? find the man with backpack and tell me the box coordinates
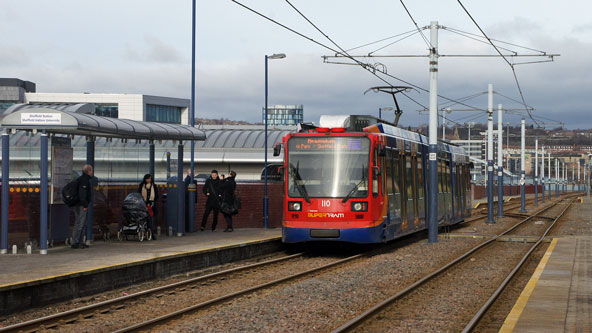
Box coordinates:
[69,164,93,249]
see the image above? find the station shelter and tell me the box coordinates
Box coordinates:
[0,103,206,254]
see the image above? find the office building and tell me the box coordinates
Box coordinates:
[0,78,190,125]
[262,104,303,126]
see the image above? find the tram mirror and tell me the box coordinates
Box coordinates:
[273,143,282,156]
[373,166,381,176]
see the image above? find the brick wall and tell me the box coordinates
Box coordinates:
[473,184,543,200]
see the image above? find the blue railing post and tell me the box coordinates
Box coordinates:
[40,131,49,254]
[1,133,9,254]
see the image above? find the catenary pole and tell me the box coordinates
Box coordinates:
[427,21,439,243]
[548,153,551,200]
[486,84,495,223]
[541,145,545,203]
[520,118,526,212]
[555,158,559,198]
[497,104,503,217]
[534,138,538,206]
[584,156,590,198]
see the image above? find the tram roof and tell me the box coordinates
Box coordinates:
[0,104,206,141]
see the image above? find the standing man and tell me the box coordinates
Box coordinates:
[71,164,93,249]
[201,169,221,231]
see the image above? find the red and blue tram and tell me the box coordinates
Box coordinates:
[279,117,472,243]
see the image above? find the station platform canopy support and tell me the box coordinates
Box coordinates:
[0,104,206,254]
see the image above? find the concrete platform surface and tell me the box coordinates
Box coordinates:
[0,228,281,287]
[500,236,592,332]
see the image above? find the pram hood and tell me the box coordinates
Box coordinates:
[122,192,149,223]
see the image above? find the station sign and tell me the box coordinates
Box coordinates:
[21,113,62,125]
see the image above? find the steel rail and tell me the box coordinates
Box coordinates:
[113,252,368,332]
[331,195,575,333]
[0,252,305,332]
[462,198,575,332]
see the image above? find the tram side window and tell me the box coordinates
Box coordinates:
[417,155,424,199]
[373,148,379,196]
[386,149,393,194]
[393,153,401,194]
[406,155,413,199]
[445,161,451,193]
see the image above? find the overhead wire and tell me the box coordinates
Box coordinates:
[444,26,547,54]
[456,0,537,125]
[231,0,488,114]
[368,29,426,55]
[398,0,432,49]
[442,28,518,55]
[345,29,421,53]
[283,0,430,112]
[493,91,535,110]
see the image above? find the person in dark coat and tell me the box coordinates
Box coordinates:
[221,170,237,232]
[71,164,93,249]
[138,174,159,238]
[201,170,221,231]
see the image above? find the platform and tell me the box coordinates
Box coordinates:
[500,236,592,332]
[0,228,282,315]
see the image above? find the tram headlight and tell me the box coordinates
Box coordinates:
[288,201,302,211]
[351,201,368,212]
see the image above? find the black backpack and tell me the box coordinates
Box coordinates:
[62,178,79,207]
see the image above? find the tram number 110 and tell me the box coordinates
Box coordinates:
[321,200,331,207]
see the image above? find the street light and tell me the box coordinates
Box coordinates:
[264,53,286,229]
[379,107,393,120]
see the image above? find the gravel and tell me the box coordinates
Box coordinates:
[352,242,532,332]
[161,237,485,332]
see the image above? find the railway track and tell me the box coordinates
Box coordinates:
[1,194,578,332]
[332,195,577,332]
[0,252,306,332]
[0,248,378,332]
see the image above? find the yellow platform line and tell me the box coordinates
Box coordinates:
[0,236,281,291]
[499,238,559,333]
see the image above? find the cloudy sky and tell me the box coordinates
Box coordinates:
[1,0,591,128]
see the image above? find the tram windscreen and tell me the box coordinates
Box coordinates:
[287,136,370,199]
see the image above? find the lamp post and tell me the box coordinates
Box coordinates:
[264,53,286,229]
[379,107,393,120]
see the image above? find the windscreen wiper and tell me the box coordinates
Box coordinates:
[290,162,310,203]
[342,165,366,203]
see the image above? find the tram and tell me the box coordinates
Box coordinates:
[277,115,472,243]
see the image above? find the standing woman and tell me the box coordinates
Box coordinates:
[221,170,237,232]
[139,174,159,239]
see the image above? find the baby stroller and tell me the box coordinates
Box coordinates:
[118,193,153,242]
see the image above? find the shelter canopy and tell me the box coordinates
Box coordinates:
[1,104,205,141]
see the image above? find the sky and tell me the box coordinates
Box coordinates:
[1,0,591,129]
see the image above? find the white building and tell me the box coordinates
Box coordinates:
[0,78,190,125]
[25,93,190,125]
